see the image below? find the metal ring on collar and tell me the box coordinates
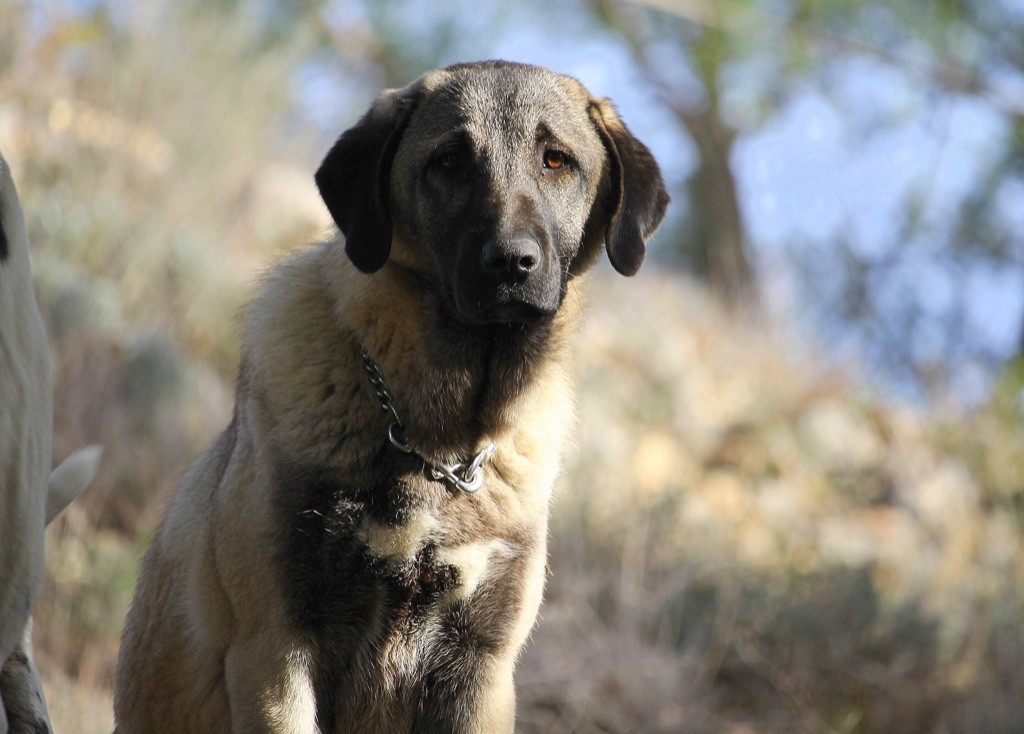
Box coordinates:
[387,422,414,453]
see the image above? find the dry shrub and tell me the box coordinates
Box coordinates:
[515,273,1024,734]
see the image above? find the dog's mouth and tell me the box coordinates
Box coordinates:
[473,300,555,325]
[445,288,558,326]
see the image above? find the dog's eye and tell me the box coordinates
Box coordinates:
[435,150,467,172]
[543,150,570,171]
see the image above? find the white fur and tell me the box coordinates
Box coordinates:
[435,539,509,602]
[358,511,439,562]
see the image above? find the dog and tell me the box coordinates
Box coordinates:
[114,60,667,733]
[0,151,102,734]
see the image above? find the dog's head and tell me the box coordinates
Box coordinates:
[316,61,668,325]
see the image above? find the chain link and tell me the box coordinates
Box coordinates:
[359,345,496,493]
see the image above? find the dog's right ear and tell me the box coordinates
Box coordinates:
[315,89,419,273]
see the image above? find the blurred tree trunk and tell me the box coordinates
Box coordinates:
[681,97,754,308]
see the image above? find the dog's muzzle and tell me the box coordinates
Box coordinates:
[451,237,561,324]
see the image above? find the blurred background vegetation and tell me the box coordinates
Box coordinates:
[2,0,1023,731]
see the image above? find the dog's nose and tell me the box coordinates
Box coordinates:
[481,238,542,281]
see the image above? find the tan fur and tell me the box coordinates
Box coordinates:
[115,245,578,732]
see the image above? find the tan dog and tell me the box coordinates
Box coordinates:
[115,61,667,733]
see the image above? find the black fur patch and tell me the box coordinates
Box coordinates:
[273,460,375,632]
[381,543,459,633]
[273,454,461,731]
[355,475,426,527]
[273,459,377,732]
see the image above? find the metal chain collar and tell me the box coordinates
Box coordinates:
[359,345,496,493]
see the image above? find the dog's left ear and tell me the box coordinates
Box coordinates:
[315,88,419,273]
[587,99,669,276]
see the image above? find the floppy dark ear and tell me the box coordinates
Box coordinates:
[587,99,669,276]
[315,89,418,273]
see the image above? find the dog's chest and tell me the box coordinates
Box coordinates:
[277,468,510,635]
[277,468,524,728]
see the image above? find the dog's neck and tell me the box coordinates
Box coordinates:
[325,243,581,458]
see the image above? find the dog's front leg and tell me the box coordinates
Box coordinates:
[413,654,516,734]
[224,632,318,734]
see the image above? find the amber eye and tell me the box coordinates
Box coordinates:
[543,149,569,170]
